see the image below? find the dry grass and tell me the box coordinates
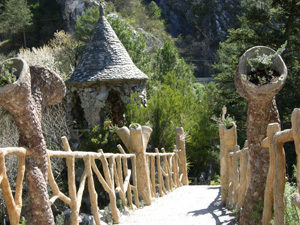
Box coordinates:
[0,102,70,221]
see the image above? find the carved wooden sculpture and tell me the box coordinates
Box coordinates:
[236,141,249,210]
[228,145,240,208]
[291,109,300,210]
[117,124,152,205]
[0,147,26,225]
[261,123,280,225]
[0,58,66,224]
[219,121,237,205]
[176,127,188,185]
[235,46,287,224]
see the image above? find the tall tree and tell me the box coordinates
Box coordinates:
[0,0,33,48]
[213,0,300,223]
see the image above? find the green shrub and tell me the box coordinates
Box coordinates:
[79,123,121,153]
[210,175,220,185]
[75,6,99,43]
[212,114,236,129]
[147,1,162,19]
[0,60,17,86]
[247,41,287,75]
[284,165,300,224]
[19,217,26,225]
[284,181,300,224]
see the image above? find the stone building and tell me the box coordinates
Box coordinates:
[66,7,148,129]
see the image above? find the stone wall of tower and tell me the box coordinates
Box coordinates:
[66,81,147,129]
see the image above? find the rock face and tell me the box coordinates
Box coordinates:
[66,81,147,128]
[152,0,242,76]
[57,0,241,76]
[56,0,101,31]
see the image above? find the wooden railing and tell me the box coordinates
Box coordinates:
[220,108,300,225]
[0,126,188,225]
[219,122,251,209]
[146,147,181,197]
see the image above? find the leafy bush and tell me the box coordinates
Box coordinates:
[126,40,218,176]
[18,31,83,80]
[284,181,300,224]
[0,60,17,86]
[49,31,84,80]
[212,114,236,129]
[79,123,121,153]
[245,41,287,85]
[247,42,286,75]
[147,1,162,19]
[19,217,26,225]
[75,6,100,43]
[18,45,58,74]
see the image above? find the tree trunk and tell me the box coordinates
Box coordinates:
[23,30,27,49]
[0,59,66,224]
[239,98,280,224]
[235,46,287,224]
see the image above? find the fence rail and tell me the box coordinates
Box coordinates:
[0,126,188,225]
[220,108,300,225]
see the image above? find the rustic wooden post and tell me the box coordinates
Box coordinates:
[61,137,80,225]
[176,127,188,185]
[292,109,300,195]
[0,149,26,225]
[155,148,164,197]
[237,141,249,210]
[262,123,280,225]
[228,145,239,208]
[130,155,140,207]
[161,148,172,191]
[0,58,66,224]
[173,147,180,187]
[117,144,134,208]
[235,46,287,224]
[116,124,152,205]
[232,145,240,207]
[84,156,101,225]
[219,120,237,205]
[150,155,156,197]
[228,152,234,207]
[290,109,300,211]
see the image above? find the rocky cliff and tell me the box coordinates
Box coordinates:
[152,0,242,76]
[56,0,101,31]
[56,0,242,77]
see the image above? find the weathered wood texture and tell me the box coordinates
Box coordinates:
[0,58,66,224]
[117,125,188,206]
[220,108,300,225]
[219,122,238,206]
[235,46,287,225]
[0,125,187,225]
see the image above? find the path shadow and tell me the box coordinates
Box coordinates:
[187,187,236,225]
[207,186,220,190]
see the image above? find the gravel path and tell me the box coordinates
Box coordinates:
[119,185,236,225]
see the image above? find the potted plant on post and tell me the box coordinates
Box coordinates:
[0,58,66,224]
[234,43,287,225]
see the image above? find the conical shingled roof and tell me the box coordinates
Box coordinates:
[66,10,148,86]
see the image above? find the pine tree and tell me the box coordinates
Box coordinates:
[0,0,33,47]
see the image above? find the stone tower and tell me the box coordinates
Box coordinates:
[66,5,148,129]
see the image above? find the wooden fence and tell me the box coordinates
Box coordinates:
[220,108,300,225]
[0,126,188,225]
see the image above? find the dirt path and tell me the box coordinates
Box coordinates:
[119,185,236,225]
